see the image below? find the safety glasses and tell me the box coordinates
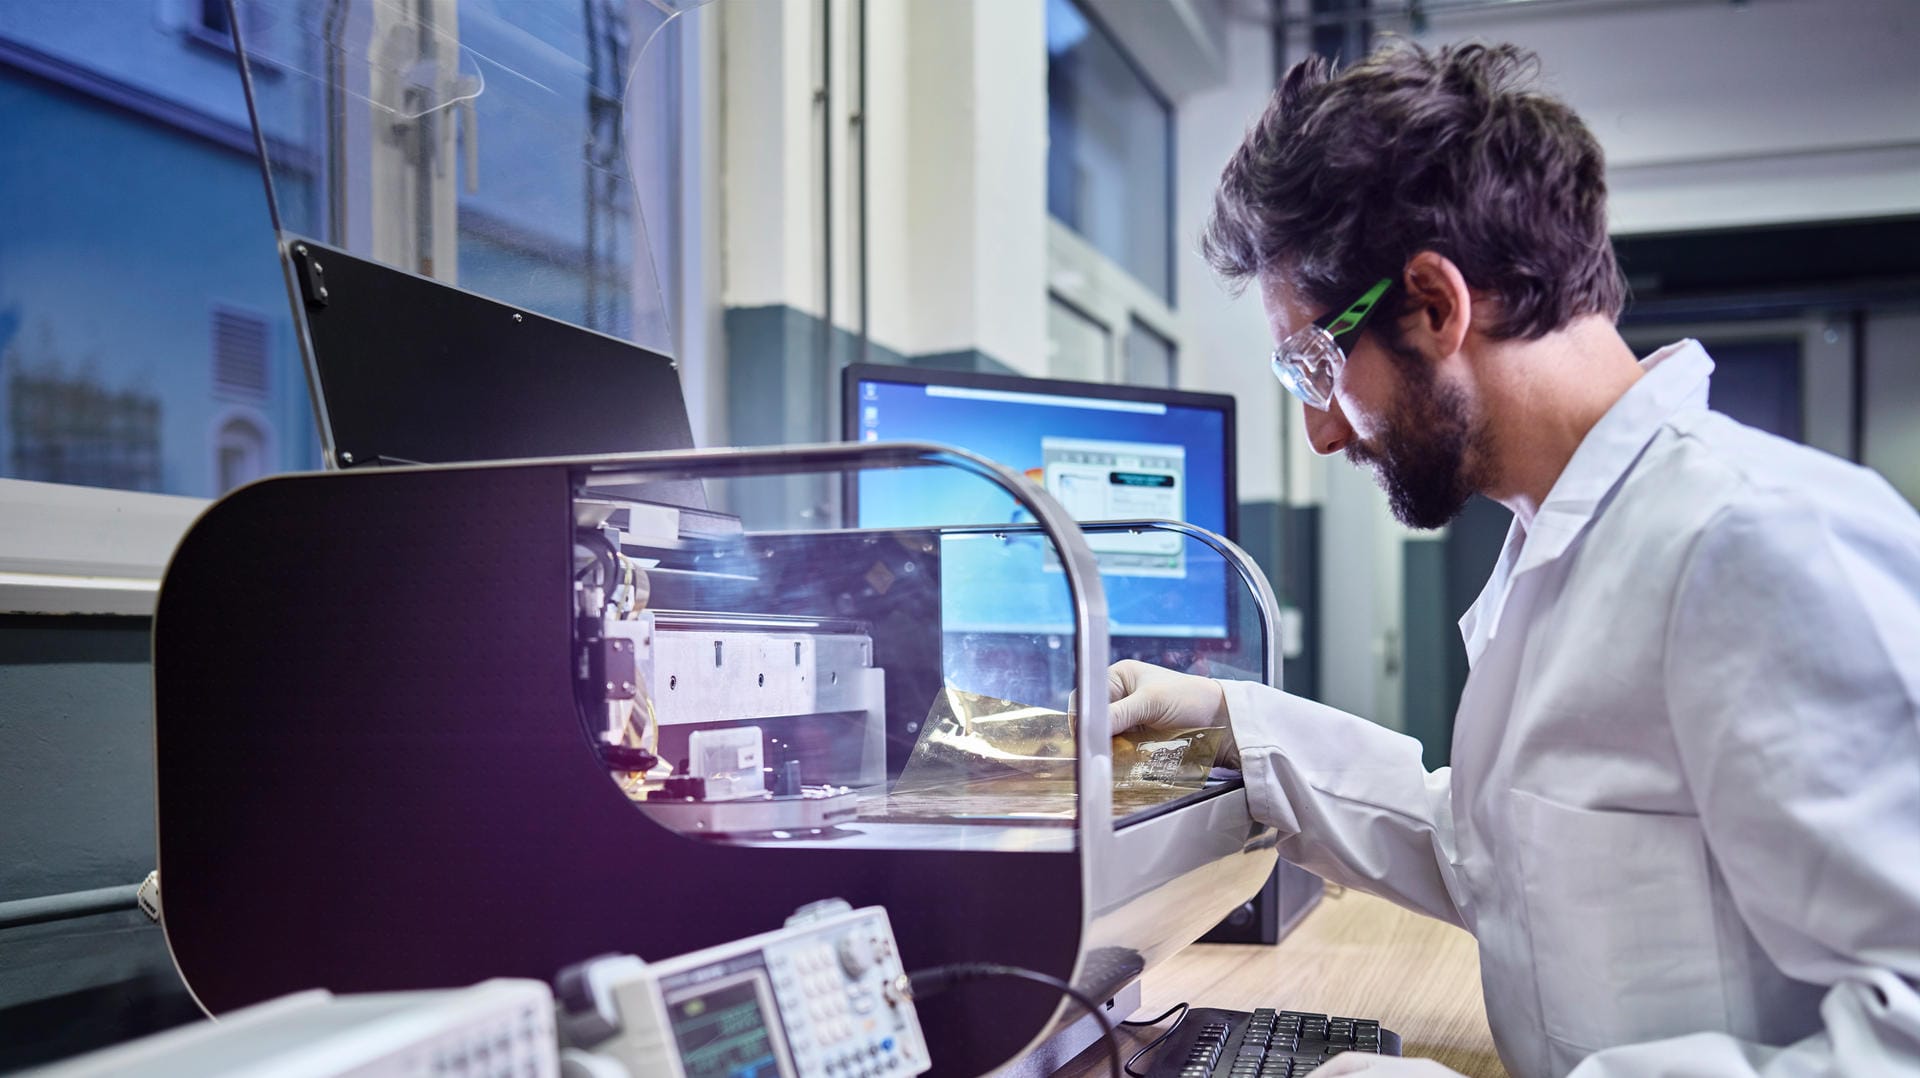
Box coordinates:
[1270,278,1394,411]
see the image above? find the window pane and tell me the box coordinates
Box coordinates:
[1046,0,1173,301]
[1124,317,1177,389]
[1048,296,1110,382]
[0,6,318,497]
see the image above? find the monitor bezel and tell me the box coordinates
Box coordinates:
[839,363,1238,542]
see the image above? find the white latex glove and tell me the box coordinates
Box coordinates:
[1305,1055,1466,1078]
[1106,661,1236,765]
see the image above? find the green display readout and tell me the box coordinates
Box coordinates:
[669,976,784,1078]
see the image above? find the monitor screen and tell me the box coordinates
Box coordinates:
[664,968,789,1078]
[844,366,1236,641]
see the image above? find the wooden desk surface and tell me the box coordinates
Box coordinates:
[1054,887,1507,1078]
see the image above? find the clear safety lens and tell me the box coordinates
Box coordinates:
[1271,326,1342,410]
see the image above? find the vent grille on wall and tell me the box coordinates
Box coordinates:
[212,306,270,399]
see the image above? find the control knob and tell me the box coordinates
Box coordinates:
[838,932,878,978]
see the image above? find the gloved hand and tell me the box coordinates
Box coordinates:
[1106,660,1237,766]
[1305,1055,1466,1077]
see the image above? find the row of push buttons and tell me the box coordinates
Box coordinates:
[820,1037,906,1078]
[1177,1019,1231,1078]
[774,939,867,1075]
[428,1013,551,1077]
[1232,1011,1317,1078]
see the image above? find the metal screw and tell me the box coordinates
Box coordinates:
[604,681,615,692]
[317,287,329,299]
[340,451,354,463]
[311,260,323,272]
[620,681,634,693]
[512,312,524,323]
[293,243,307,256]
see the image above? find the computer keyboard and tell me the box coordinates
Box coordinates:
[1138,1007,1401,1078]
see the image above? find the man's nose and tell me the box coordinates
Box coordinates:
[1303,398,1354,457]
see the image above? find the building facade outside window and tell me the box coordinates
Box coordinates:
[1045,0,1175,304]
[1043,0,1181,388]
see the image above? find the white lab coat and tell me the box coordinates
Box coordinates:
[1221,341,1920,1077]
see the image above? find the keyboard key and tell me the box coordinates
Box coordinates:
[1147,1009,1392,1078]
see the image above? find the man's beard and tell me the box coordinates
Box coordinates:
[1343,354,1486,530]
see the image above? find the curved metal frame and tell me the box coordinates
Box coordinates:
[947,518,1281,691]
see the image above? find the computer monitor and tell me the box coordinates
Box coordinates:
[841,364,1238,645]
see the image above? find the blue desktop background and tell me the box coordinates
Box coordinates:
[853,379,1232,638]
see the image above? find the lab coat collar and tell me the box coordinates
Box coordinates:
[1458,340,1715,662]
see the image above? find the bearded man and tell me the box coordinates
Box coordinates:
[1108,41,1920,1078]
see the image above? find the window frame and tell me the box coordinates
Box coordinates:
[1044,0,1178,307]
[1045,217,1182,387]
[0,478,209,615]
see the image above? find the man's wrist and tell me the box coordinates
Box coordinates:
[1211,679,1242,769]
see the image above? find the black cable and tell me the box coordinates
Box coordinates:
[1122,1002,1189,1078]
[1121,1002,1188,1028]
[907,963,1121,1078]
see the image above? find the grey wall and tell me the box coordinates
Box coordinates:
[0,614,199,1070]
[1865,311,1920,506]
[1401,537,1452,772]
[1239,501,1319,700]
[1318,457,1398,727]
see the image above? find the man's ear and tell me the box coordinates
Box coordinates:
[1400,251,1473,358]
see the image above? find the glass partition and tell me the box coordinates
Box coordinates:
[221,6,1283,856]
[230,0,690,351]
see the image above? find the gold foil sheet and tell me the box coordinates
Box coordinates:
[879,686,1227,822]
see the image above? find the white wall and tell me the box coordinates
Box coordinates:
[1405,0,1920,234]
[719,0,820,317]
[721,0,1048,372]
[1171,16,1289,505]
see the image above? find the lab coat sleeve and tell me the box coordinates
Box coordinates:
[1218,680,1470,929]
[1571,489,1920,1077]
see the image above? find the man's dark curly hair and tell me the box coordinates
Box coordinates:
[1202,41,1625,341]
